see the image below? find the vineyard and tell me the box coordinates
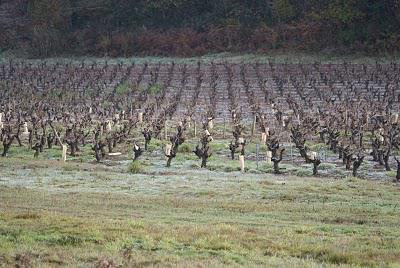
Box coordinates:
[1,58,400,266]
[1,59,400,178]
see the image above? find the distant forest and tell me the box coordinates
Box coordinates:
[1,0,399,57]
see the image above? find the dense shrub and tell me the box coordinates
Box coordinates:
[128,161,144,174]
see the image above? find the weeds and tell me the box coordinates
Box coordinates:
[128,161,144,174]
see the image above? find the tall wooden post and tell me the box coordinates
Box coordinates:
[251,115,256,139]
[138,112,143,124]
[208,118,213,130]
[261,132,267,144]
[239,155,245,173]
[266,151,272,164]
[23,122,29,135]
[165,144,172,158]
[62,145,67,162]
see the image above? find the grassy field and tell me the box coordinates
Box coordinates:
[1,140,400,267]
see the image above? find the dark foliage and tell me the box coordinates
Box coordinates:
[1,0,399,56]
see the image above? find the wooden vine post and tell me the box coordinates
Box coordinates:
[266,151,272,164]
[62,145,67,162]
[138,112,143,124]
[50,123,67,163]
[251,115,256,139]
[238,137,246,172]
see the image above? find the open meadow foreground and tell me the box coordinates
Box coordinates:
[1,56,400,267]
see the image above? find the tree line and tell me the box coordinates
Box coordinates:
[1,0,400,57]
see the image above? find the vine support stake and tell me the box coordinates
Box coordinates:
[251,115,256,139]
[62,144,67,162]
[239,155,245,173]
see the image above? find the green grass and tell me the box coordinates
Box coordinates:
[0,156,400,267]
